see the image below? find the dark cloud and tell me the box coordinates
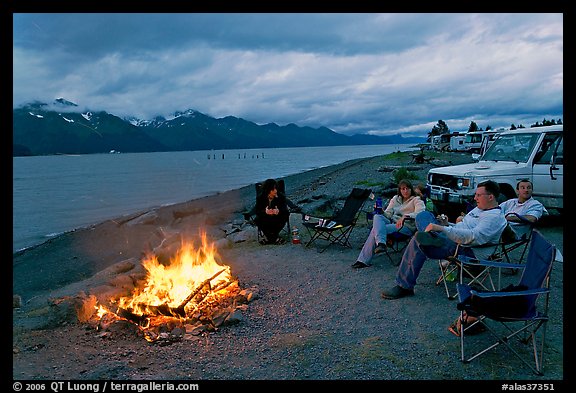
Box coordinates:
[13,13,563,137]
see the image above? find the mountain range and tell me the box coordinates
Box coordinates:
[13,98,424,156]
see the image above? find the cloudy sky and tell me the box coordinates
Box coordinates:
[13,13,563,137]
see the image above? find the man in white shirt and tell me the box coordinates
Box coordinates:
[381,180,507,300]
[499,179,547,239]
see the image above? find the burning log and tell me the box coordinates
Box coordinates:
[177,269,226,310]
[131,268,227,319]
[115,307,149,327]
[91,233,249,343]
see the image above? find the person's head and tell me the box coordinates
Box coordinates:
[474,180,500,209]
[415,183,428,198]
[515,179,533,202]
[397,179,415,200]
[262,178,278,198]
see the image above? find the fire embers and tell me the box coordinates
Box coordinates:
[90,233,257,344]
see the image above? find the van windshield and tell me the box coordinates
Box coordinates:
[482,133,539,163]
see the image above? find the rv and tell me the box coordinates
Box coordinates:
[464,130,499,154]
[431,133,463,151]
[449,134,467,151]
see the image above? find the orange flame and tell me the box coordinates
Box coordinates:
[116,232,232,316]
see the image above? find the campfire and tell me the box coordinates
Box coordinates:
[91,232,253,343]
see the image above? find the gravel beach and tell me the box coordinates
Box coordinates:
[12,150,564,383]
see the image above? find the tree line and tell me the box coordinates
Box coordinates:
[427,118,563,140]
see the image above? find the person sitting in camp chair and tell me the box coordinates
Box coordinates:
[380,180,507,300]
[499,179,547,240]
[415,182,436,213]
[352,179,425,269]
[253,178,290,245]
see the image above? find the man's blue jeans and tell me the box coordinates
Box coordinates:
[395,211,473,290]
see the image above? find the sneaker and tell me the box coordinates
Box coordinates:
[351,261,370,269]
[415,231,444,247]
[374,243,387,255]
[381,285,414,300]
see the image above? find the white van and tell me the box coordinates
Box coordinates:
[427,125,563,215]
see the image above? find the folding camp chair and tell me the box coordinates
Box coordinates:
[243,179,301,243]
[302,188,372,253]
[493,212,537,265]
[364,199,415,264]
[455,229,557,375]
[438,214,538,297]
[381,217,415,265]
[436,226,514,300]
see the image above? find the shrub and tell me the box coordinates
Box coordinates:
[392,167,419,184]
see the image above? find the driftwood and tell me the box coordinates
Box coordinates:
[127,269,227,319]
[177,269,226,310]
[116,307,150,326]
[411,153,435,164]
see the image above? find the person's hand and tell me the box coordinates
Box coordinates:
[425,223,442,233]
[455,212,465,223]
[395,217,404,229]
[436,214,449,226]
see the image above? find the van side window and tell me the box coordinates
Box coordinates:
[535,134,562,164]
[553,137,563,164]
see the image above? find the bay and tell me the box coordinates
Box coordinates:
[13,144,414,253]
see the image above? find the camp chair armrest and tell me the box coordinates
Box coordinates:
[243,207,257,221]
[457,255,526,270]
[286,198,302,212]
[505,212,534,226]
[470,287,550,299]
[302,213,332,221]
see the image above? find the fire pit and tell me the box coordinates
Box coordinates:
[90,232,254,343]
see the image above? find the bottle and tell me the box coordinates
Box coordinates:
[375,197,383,214]
[291,227,301,244]
[446,270,457,282]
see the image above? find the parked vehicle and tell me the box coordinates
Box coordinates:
[431,134,452,151]
[464,130,499,154]
[449,134,467,152]
[476,130,502,157]
[427,125,563,218]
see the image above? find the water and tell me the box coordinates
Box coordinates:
[13,144,414,253]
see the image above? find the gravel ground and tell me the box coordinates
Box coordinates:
[12,150,565,383]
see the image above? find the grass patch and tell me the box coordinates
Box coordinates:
[393,167,420,183]
[355,179,386,187]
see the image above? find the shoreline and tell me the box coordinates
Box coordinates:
[14,145,415,254]
[13,150,564,381]
[13,155,371,255]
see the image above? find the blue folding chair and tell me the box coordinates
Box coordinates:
[455,230,557,375]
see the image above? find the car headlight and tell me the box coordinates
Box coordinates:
[456,178,471,189]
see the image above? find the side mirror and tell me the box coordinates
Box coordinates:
[471,153,481,161]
